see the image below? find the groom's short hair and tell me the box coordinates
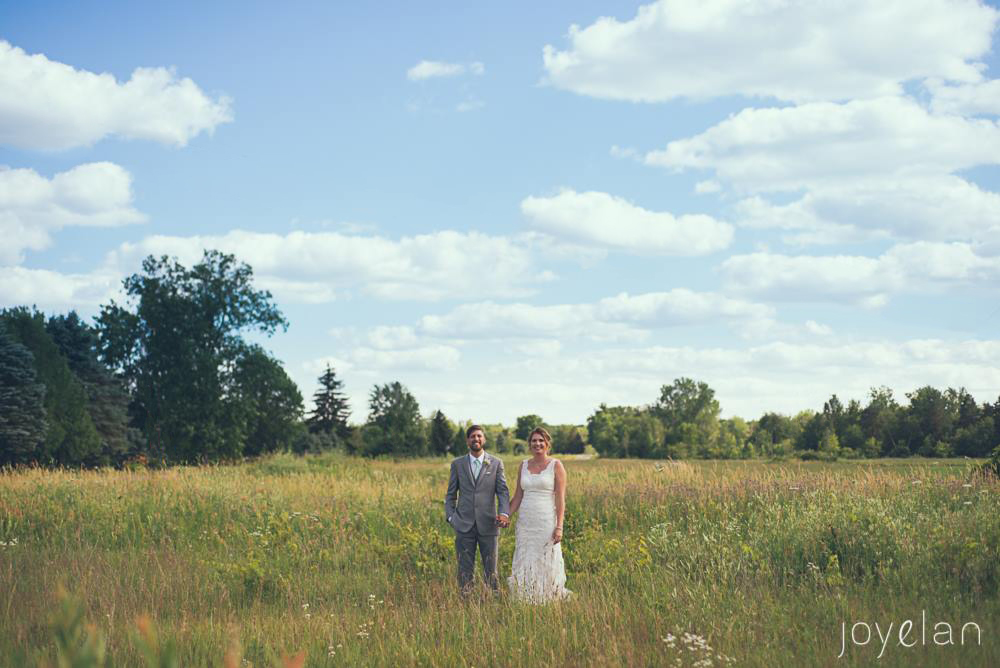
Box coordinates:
[466,425,485,438]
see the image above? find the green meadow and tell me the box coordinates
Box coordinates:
[1,455,997,667]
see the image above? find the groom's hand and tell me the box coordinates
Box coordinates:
[496,514,509,528]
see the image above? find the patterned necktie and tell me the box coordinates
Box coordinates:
[472,458,481,480]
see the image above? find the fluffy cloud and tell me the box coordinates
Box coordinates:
[734,176,1000,245]
[720,242,1000,305]
[521,189,732,255]
[349,345,461,372]
[647,96,1000,245]
[418,289,774,341]
[0,41,232,150]
[0,266,121,312]
[407,60,485,81]
[645,97,1000,193]
[928,78,1000,117]
[543,0,997,103]
[0,162,146,264]
[106,229,552,302]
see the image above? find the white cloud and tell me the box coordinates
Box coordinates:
[486,338,1000,421]
[418,289,774,341]
[350,345,461,372]
[0,266,121,312]
[543,0,997,103]
[106,229,553,302]
[720,242,1000,304]
[645,97,1000,193]
[735,176,1000,245]
[521,188,733,255]
[407,60,485,81]
[0,41,232,150]
[0,162,146,264]
[380,337,1000,424]
[368,326,420,350]
[928,78,1000,116]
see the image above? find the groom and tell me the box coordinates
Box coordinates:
[444,425,510,595]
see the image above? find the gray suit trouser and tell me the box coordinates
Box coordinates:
[455,525,499,593]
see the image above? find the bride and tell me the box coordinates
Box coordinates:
[507,427,572,603]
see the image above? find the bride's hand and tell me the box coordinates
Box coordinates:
[552,526,563,543]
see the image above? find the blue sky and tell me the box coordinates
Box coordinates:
[3,0,1000,425]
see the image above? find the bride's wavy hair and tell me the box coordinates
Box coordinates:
[528,426,552,449]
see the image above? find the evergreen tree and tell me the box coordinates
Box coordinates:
[451,423,467,456]
[1,308,100,465]
[306,365,351,440]
[46,312,131,465]
[429,410,454,456]
[0,325,47,465]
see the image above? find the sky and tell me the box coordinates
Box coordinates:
[2,0,1000,426]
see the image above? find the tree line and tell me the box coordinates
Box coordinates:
[2,250,998,467]
[587,378,1000,460]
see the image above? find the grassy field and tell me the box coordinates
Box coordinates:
[1,454,997,667]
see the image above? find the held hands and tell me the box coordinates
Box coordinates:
[496,514,510,528]
[552,526,563,543]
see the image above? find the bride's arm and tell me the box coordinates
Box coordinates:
[509,461,525,515]
[553,460,566,543]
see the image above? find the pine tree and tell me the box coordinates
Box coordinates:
[0,308,101,466]
[46,312,131,466]
[429,410,454,456]
[0,325,47,465]
[451,424,467,456]
[306,365,351,440]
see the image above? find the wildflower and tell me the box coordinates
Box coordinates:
[962,483,972,488]
[302,603,309,609]
[911,480,922,484]
[963,501,972,505]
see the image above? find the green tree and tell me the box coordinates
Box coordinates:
[96,251,287,463]
[515,414,546,440]
[231,345,304,456]
[0,325,47,465]
[429,410,454,456]
[654,377,721,452]
[451,423,468,456]
[861,386,898,454]
[306,365,351,442]
[46,312,131,465]
[1,308,100,465]
[555,426,586,454]
[363,381,425,457]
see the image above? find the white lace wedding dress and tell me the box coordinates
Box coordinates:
[508,458,572,603]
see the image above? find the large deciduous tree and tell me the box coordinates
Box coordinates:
[231,345,304,456]
[96,251,287,463]
[363,381,425,457]
[654,377,721,452]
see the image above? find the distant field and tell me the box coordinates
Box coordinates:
[1,455,997,667]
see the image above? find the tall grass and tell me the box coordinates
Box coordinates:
[0,454,997,666]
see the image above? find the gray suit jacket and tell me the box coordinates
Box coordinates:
[444,453,511,536]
